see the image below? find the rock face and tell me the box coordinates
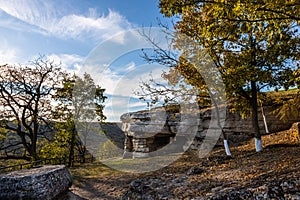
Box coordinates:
[0,165,72,200]
[120,105,300,158]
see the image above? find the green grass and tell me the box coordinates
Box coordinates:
[70,152,184,177]
[70,162,121,180]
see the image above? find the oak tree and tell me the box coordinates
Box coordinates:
[158,0,300,151]
[0,57,66,161]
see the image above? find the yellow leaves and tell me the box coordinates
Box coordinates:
[160,0,300,119]
[232,1,246,16]
[162,68,181,86]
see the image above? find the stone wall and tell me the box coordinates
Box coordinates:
[0,165,72,200]
[121,105,300,158]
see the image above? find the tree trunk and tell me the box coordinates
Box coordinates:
[223,131,232,156]
[31,146,38,161]
[27,134,38,161]
[208,89,231,156]
[261,104,269,133]
[32,132,38,161]
[68,128,76,167]
[81,146,86,163]
[251,81,262,152]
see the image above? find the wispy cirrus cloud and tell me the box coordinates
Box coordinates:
[0,0,60,32]
[52,9,132,42]
[0,0,133,42]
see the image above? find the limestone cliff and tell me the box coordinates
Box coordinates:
[120,103,300,158]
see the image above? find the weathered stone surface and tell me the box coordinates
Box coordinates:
[0,165,72,200]
[206,179,300,200]
[122,174,300,200]
[120,105,300,158]
[186,166,204,175]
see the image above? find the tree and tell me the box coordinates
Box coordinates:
[39,126,71,163]
[159,0,300,21]
[52,72,106,166]
[0,57,66,161]
[156,0,300,152]
[136,71,208,106]
[138,55,232,156]
[73,73,106,163]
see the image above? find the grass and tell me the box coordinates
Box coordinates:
[68,128,300,199]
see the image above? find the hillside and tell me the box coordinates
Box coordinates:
[66,125,300,199]
[0,122,124,162]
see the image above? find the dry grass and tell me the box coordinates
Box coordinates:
[69,129,300,199]
[177,130,300,197]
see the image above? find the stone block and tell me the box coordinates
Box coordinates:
[0,165,72,200]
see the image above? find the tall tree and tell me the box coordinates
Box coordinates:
[0,57,66,160]
[139,54,232,156]
[73,73,106,163]
[157,0,300,152]
[52,72,106,166]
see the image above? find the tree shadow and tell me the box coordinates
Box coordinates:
[265,143,299,149]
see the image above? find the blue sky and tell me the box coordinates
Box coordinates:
[0,0,174,122]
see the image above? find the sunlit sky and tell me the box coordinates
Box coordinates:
[0,0,175,122]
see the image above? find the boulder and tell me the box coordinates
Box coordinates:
[0,165,72,200]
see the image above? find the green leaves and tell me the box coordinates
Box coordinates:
[44,72,107,165]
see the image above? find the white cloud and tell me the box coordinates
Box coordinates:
[104,96,148,122]
[46,54,84,72]
[0,0,133,42]
[51,9,132,42]
[76,27,174,121]
[0,0,60,30]
[105,97,146,109]
[127,101,148,109]
[95,68,122,95]
[97,64,167,121]
[0,48,18,65]
[96,67,152,96]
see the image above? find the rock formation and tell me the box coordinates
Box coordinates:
[121,104,300,158]
[0,165,72,200]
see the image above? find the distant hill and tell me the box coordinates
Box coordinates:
[100,122,125,149]
[0,121,125,159]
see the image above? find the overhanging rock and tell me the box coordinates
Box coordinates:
[121,104,300,158]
